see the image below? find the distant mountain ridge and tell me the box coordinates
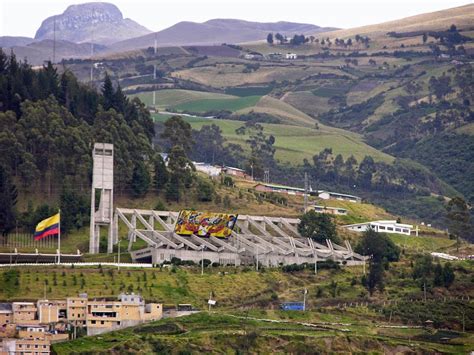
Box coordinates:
[108,18,337,53]
[9,40,108,66]
[34,2,151,45]
[0,36,36,48]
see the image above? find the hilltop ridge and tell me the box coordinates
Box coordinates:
[34,2,151,44]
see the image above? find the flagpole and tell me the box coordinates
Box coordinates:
[58,210,61,264]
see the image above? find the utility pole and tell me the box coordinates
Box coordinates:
[303,288,307,311]
[314,253,317,275]
[462,308,466,333]
[256,246,259,272]
[304,172,309,212]
[117,240,121,271]
[201,246,204,275]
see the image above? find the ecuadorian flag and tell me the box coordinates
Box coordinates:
[34,213,60,241]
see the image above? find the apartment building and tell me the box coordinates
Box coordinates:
[0,338,50,355]
[0,304,12,327]
[37,300,67,324]
[87,293,162,336]
[12,303,38,324]
[1,292,163,344]
[0,304,14,338]
[66,294,88,327]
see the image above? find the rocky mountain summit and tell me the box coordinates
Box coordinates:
[34,2,151,44]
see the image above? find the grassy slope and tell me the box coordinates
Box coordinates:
[174,95,261,112]
[153,113,394,164]
[171,64,349,88]
[318,4,474,43]
[52,310,474,354]
[238,95,316,126]
[129,89,238,109]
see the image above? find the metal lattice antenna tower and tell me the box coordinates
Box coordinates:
[53,15,56,63]
[90,8,94,83]
[153,34,157,105]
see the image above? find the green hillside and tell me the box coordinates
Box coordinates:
[174,95,261,112]
[52,309,474,354]
[153,113,394,164]
[129,89,238,109]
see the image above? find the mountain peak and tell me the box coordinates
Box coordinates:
[34,2,151,45]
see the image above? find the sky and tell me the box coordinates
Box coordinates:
[1,0,471,38]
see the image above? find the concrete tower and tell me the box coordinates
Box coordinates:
[89,143,114,254]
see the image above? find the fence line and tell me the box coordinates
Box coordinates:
[1,232,60,249]
[333,295,471,309]
[0,262,154,268]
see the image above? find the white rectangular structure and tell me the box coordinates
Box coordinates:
[343,220,412,235]
[307,205,348,216]
[193,162,222,177]
[318,190,361,203]
[90,143,114,254]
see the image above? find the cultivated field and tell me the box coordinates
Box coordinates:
[129,89,238,109]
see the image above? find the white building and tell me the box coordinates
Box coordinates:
[193,162,222,177]
[306,205,347,216]
[318,190,361,203]
[343,220,412,235]
[285,53,297,59]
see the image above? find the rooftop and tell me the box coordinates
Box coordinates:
[318,190,361,199]
[312,205,347,211]
[256,182,305,192]
[344,220,413,228]
[224,166,245,172]
[0,303,12,312]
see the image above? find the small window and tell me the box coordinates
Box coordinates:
[91,320,96,324]
[101,321,105,325]
[395,228,401,232]
[387,227,393,231]
[403,229,409,233]
[379,226,386,230]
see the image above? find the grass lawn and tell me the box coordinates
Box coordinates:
[388,234,456,253]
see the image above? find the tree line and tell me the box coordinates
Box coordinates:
[0,49,155,235]
[266,33,370,48]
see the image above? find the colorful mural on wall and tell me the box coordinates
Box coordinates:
[174,210,238,238]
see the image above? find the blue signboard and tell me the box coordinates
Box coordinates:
[280,302,304,311]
